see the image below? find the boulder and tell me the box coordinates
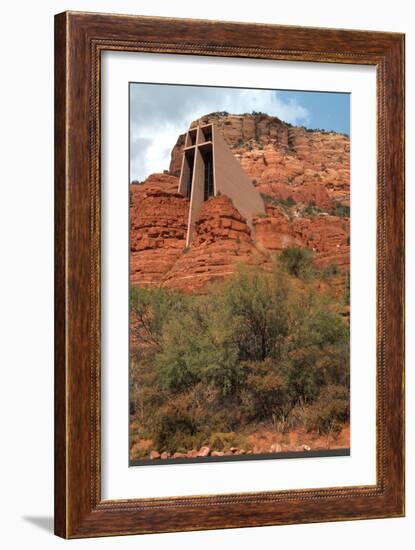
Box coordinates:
[197,446,211,457]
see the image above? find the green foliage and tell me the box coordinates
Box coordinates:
[280,247,314,279]
[260,193,296,212]
[206,111,229,117]
[241,359,291,425]
[130,263,350,453]
[293,385,349,434]
[300,126,331,134]
[222,264,289,362]
[130,286,187,347]
[332,201,350,217]
[321,263,340,278]
[207,431,248,452]
[156,298,242,396]
[260,193,273,204]
[281,291,349,406]
[232,138,245,149]
[302,201,323,217]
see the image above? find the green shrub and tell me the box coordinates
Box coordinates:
[302,201,323,217]
[332,202,350,217]
[222,264,289,362]
[130,286,187,347]
[206,111,229,117]
[294,385,349,434]
[208,431,248,452]
[321,263,340,278]
[242,359,291,424]
[156,298,243,396]
[280,247,314,279]
[129,263,350,455]
[260,194,296,211]
[151,390,206,452]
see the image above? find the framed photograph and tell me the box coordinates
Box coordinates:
[54,11,405,538]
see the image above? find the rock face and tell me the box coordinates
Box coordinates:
[130,174,189,287]
[169,133,186,176]
[131,112,350,292]
[254,208,349,270]
[169,113,350,209]
[162,195,269,292]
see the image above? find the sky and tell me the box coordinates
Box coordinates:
[130,83,350,182]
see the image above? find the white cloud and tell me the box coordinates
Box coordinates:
[129,84,310,182]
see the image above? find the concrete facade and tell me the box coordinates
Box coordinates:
[178,123,265,245]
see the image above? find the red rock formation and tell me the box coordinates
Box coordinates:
[169,113,350,210]
[130,173,189,287]
[254,210,349,269]
[161,195,269,292]
[130,113,350,293]
[169,133,186,176]
[253,211,303,252]
[257,181,333,211]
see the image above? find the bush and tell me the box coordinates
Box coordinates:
[293,385,349,435]
[151,388,210,452]
[206,111,229,117]
[280,247,314,279]
[332,202,350,217]
[260,194,296,211]
[154,409,203,453]
[222,264,289,362]
[207,432,249,452]
[156,296,243,396]
[242,359,291,425]
[129,263,350,455]
[280,291,349,405]
[321,263,339,278]
[302,201,323,217]
[130,286,187,347]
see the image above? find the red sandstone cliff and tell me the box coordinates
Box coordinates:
[162,195,269,293]
[131,113,350,293]
[170,112,350,209]
[130,174,189,287]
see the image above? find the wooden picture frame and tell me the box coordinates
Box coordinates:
[54,11,405,538]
